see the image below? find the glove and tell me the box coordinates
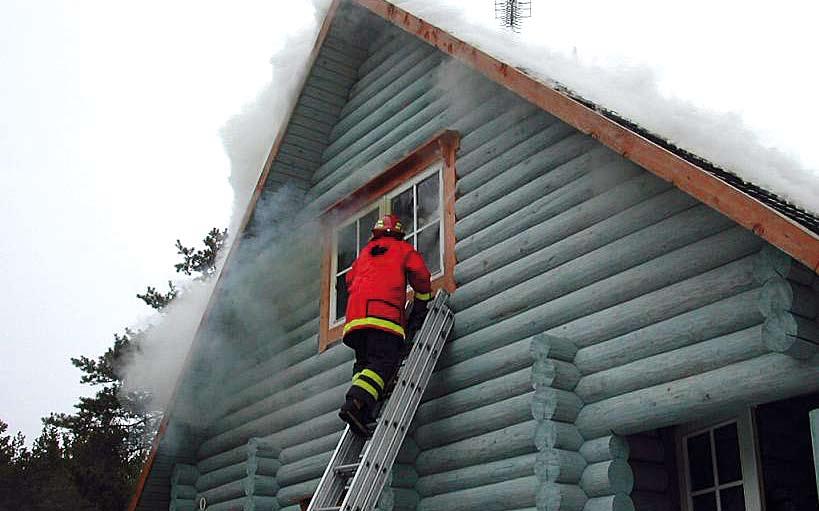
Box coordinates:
[405,300,429,341]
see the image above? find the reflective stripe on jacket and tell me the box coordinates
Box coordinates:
[343,235,432,338]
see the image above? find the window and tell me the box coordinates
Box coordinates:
[330,165,444,327]
[319,131,458,351]
[678,409,764,511]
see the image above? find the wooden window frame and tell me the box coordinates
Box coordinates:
[675,407,765,511]
[318,130,459,352]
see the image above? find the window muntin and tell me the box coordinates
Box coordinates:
[329,162,443,327]
[683,421,749,511]
[330,205,379,325]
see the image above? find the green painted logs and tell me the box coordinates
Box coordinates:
[579,461,633,497]
[415,420,536,475]
[574,288,761,375]
[418,475,537,511]
[583,494,635,511]
[576,352,819,438]
[535,448,586,484]
[534,421,583,452]
[415,452,535,497]
[579,436,629,464]
[763,309,819,359]
[575,325,767,403]
[760,276,817,319]
[536,483,587,511]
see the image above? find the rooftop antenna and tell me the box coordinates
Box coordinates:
[495,0,531,32]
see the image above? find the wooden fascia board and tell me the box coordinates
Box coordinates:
[125,3,344,509]
[354,0,819,274]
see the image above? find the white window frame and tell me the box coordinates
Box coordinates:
[676,408,765,511]
[329,162,444,327]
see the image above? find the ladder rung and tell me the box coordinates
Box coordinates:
[314,507,341,511]
[334,462,360,476]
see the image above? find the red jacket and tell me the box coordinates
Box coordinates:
[344,235,432,339]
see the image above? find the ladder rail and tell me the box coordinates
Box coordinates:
[357,310,453,510]
[343,294,452,510]
[307,290,453,511]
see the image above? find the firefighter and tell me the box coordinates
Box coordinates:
[338,213,432,436]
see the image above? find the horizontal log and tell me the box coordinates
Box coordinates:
[579,436,629,464]
[217,338,354,416]
[625,434,664,464]
[530,334,579,363]
[172,464,199,486]
[630,491,672,511]
[754,244,815,286]
[576,325,767,403]
[415,366,532,428]
[574,288,761,374]
[580,460,633,497]
[456,145,616,240]
[199,383,346,458]
[393,488,419,511]
[418,475,537,511]
[198,475,278,504]
[457,129,592,218]
[455,227,760,355]
[536,483,587,511]
[170,485,196,500]
[416,453,535,497]
[276,478,318,509]
[577,352,819,438]
[453,177,684,293]
[759,276,817,319]
[532,388,583,423]
[550,248,761,349]
[763,310,819,359]
[210,362,350,436]
[169,499,195,511]
[457,101,537,158]
[535,448,587,483]
[583,495,635,511]
[197,459,280,492]
[416,420,536,475]
[203,496,277,511]
[533,359,581,391]
[456,156,643,262]
[415,392,533,449]
[279,431,340,465]
[436,331,566,374]
[630,461,669,493]
[534,421,584,452]
[392,463,418,489]
[276,451,330,488]
[267,411,343,459]
[456,204,734,338]
[423,336,535,402]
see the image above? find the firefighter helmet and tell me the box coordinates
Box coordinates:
[372,214,405,239]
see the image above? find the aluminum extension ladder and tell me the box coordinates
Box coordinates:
[307,290,454,511]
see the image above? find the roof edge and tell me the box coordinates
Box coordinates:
[353,0,819,274]
[126,2,344,509]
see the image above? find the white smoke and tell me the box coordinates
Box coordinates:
[119,0,333,414]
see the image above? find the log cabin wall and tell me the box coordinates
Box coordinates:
[153,5,819,511]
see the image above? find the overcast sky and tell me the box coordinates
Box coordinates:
[0,0,316,442]
[2,0,818,444]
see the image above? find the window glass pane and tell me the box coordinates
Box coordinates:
[714,423,743,484]
[692,492,718,511]
[687,432,715,491]
[337,223,356,271]
[417,224,441,275]
[335,274,348,320]
[359,209,380,251]
[719,485,746,511]
[391,188,414,234]
[417,172,440,228]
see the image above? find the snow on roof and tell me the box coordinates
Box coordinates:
[394,0,819,218]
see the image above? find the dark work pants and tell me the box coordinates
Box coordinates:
[342,328,404,412]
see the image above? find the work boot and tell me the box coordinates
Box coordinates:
[339,398,373,437]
